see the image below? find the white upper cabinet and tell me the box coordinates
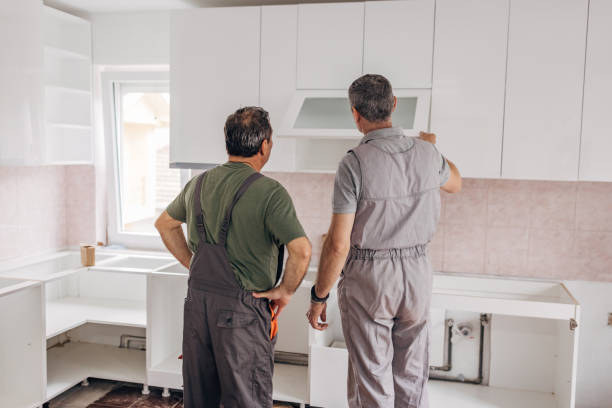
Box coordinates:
[43,6,93,165]
[431,0,509,178]
[0,0,44,165]
[363,0,435,89]
[260,5,298,173]
[297,3,364,90]
[579,0,612,181]
[502,0,588,181]
[0,2,92,166]
[170,7,261,168]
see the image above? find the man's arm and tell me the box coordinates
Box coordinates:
[419,131,462,194]
[253,236,311,317]
[441,158,462,193]
[155,210,192,268]
[307,213,355,331]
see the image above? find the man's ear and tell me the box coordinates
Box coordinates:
[392,96,397,113]
[351,107,360,123]
[259,138,269,156]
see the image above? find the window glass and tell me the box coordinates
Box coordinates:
[117,90,180,234]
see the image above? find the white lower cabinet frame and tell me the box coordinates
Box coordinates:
[0,253,580,408]
[309,274,580,408]
[146,265,311,407]
[0,250,173,406]
[0,279,45,408]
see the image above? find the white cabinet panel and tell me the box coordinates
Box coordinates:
[431,0,509,178]
[42,7,93,165]
[363,0,434,89]
[579,0,612,181]
[260,5,298,172]
[502,0,588,181]
[170,7,261,167]
[0,4,92,166]
[297,3,364,90]
[0,0,44,165]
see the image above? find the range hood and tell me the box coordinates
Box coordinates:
[278,89,431,139]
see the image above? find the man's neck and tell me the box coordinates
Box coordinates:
[227,156,262,172]
[361,121,393,135]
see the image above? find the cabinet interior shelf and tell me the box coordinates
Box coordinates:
[46,123,92,130]
[149,355,309,405]
[429,381,556,408]
[44,46,90,61]
[45,85,91,95]
[47,342,146,401]
[46,297,146,339]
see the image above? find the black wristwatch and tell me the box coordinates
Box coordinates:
[311,285,329,303]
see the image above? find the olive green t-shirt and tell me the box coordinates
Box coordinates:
[166,162,306,291]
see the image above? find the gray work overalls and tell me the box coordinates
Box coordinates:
[338,136,442,408]
[182,171,282,408]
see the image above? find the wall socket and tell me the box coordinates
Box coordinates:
[608,313,612,326]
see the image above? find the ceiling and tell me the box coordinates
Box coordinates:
[43,0,365,17]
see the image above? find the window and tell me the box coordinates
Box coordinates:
[103,71,187,248]
[117,86,179,234]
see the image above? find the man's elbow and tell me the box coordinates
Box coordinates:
[154,215,164,232]
[299,243,312,262]
[154,211,175,234]
[329,239,350,257]
[444,179,462,194]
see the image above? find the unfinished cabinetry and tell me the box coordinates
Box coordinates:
[0,279,45,408]
[310,275,580,408]
[0,251,176,404]
[146,265,188,390]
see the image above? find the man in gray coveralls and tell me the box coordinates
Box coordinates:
[307,74,462,407]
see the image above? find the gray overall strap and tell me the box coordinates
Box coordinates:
[218,172,264,246]
[193,172,209,243]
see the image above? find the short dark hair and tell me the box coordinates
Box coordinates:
[224,106,272,157]
[348,74,394,122]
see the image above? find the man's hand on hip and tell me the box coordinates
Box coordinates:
[419,131,436,145]
[307,301,328,331]
[253,286,292,318]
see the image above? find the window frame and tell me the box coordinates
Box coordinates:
[102,70,188,249]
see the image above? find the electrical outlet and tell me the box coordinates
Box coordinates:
[608,313,612,326]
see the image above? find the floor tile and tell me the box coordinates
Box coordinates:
[130,389,182,408]
[90,385,143,407]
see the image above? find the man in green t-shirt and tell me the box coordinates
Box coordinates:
[155,106,311,408]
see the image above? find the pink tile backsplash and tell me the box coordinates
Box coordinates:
[1,165,611,283]
[485,227,529,276]
[0,165,96,262]
[267,173,612,283]
[65,165,96,246]
[443,223,487,274]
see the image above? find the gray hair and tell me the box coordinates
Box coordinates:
[224,106,272,157]
[348,74,394,122]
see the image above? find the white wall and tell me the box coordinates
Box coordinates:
[91,11,170,65]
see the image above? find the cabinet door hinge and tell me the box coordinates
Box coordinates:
[569,318,578,331]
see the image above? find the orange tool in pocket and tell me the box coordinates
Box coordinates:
[270,304,279,340]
